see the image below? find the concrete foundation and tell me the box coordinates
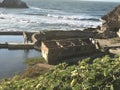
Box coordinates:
[0,43,34,49]
[41,38,100,65]
[0,31,36,49]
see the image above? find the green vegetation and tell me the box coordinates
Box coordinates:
[24,57,46,65]
[0,55,120,90]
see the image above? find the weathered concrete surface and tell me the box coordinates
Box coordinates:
[0,43,8,48]
[34,30,98,47]
[0,31,37,49]
[109,48,120,55]
[95,37,120,54]
[41,38,100,65]
[0,43,34,49]
[0,31,23,35]
[23,32,35,44]
[8,43,34,49]
[0,31,36,35]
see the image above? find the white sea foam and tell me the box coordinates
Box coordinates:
[47,14,101,21]
[0,8,102,31]
[30,7,42,10]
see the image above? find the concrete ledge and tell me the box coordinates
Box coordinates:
[0,43,34,49]
[8,43,34,49]
[109,48,120,55]
[0,31,23,35]
[0,31,37,35]
[0,43,8,48]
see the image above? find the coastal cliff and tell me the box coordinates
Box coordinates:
[101,5,120,32]
[98,5,120,38]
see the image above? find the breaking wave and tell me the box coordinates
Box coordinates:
[0,6,102,31]
[47,14,101,21]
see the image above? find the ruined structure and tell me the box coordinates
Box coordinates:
[2,4,120,64]
[23,32,34,44]
[1,4,120,65]
[41,38,99,64]
[40,5,120,64]
[34,30,97,47]
[0,31,35,49]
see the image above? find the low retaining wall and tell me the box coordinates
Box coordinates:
[0,31,38,49]
[0,31,37,35]
[0,43,8,48]
[0,43,34,49]
[0,31,23,35]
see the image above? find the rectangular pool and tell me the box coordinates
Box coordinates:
[0,35,24,43]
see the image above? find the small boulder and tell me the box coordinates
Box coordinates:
[0,0,28,8]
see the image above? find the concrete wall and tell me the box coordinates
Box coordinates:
[41,38,99,65]
[41,42,49,63]
[0,43,34,49]
[35,30,95,46]
[0,31,35,49]
[47,45,97,64]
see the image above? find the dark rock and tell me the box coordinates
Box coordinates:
[99,5,120,38]
[0,0,28,8]
[101,5,120,31]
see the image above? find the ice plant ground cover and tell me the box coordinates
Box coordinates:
[0,55,120,90]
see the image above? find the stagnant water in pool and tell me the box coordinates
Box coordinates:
[0,36,41,79]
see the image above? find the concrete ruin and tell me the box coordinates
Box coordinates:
[41,38,100,64]
[39,5,120,64]
[33,30,98,47]
[0,31,35,49]
[2,4,120,65]
[23,32,34,44]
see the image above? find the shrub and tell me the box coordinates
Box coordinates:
[0,55,120,90]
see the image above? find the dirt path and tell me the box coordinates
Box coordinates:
[36,63,53,69]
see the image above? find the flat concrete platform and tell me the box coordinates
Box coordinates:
[0,31,23,35]
[109,48,120,55]
[0,31,37,35]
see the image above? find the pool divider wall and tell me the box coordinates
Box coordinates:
[0,31,37,49]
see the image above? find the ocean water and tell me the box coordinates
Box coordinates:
[0,0,120,31]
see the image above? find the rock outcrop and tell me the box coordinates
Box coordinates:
[101,5,120,32]
[99,5,120,38]
[0,0,28,8]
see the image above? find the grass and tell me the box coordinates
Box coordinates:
[24,57,46,66]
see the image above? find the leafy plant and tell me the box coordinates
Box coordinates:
[0,55,120,90]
